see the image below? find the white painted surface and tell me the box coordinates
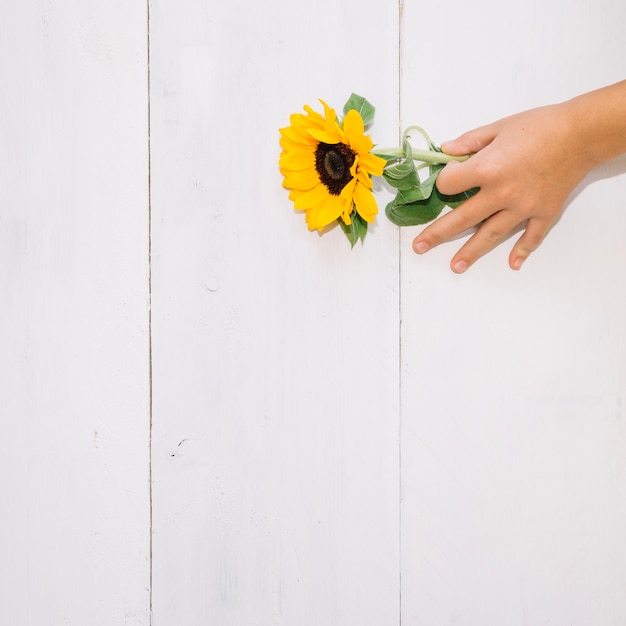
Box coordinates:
[2,0,626,624]
[400,1,626,624]
[148,0,400,623]
[0,2,150,624]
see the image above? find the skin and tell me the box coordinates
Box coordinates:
[412,80,626,273]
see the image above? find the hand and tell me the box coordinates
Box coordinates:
[412,102,596,272]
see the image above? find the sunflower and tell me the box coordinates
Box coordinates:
[279,99,385,234]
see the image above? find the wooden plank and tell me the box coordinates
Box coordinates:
[0,2,151,624]
[400,0,626,623]
[149,0,401,623]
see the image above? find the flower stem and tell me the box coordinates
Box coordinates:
[373,146,471,164]
[403,125,435,147]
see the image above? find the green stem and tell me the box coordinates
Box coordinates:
[373,146,471,164]
[403,125,435,147]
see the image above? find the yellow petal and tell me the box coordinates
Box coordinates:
[306,194,345,231]
[349,134,374,155]
[279,152,316,171]
[353,181,378,222]
[308,127,342,144]
[288,188,302,202]
[356,169,374,189]
[292,183,329,210]
[340,208,352,226]
[303,105,325,124]
[280,125,317,147]
[289,112,310,128]
[358,152,386,177]
[282,168,320,191]
[342,109,364,140]
[320,100,338,125]
[344,110,377,155]
[279,137,315,155]
[349,156,358,178]
[339,176,357,205]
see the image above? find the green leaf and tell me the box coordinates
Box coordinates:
[383,168,421,190]
[382,139,420,190]
[373,151,400,163]
[343,93,376,127]
[393,186,427,204]
[383,159,415,179]
[385,180,479,228]
[385,192,447,227]
[420,165,443,198]
[439,186,480,207]
[339,210,368,247]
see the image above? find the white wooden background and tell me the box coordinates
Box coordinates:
[2,1,626,624]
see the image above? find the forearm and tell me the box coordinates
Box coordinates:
[565,80,626,165]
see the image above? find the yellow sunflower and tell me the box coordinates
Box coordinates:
[279,100,385,233]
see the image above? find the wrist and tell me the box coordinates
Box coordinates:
[564,80,626,166]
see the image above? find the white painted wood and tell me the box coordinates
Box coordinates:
[4,0,626,624]
[149,0,400,623]
[0,2,150,624]
[400,1,626,624]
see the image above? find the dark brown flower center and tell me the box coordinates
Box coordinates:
[315,142,356,195]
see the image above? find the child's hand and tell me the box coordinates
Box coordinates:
[412,80,626,272]
[412,103,596,272]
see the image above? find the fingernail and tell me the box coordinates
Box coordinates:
[452,260,468,273]
[512,257,525,270]
[414,241,429,254]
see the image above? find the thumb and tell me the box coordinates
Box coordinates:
[440,122,498,156]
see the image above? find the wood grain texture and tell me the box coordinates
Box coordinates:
[148,0,400,623]
[0,2,150,624]
[400,1,626,624]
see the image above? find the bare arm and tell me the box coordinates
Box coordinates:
[412,80,626,272]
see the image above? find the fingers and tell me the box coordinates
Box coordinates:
[447,210,529,273]
[412,197,552,273]
[508,218,550,270]
[437,123,500,195]
[436,160,478,196]
[412,193,489,255]
[411,114,557,273]
[440,122,499,156]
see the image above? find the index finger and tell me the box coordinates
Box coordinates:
[412,192,491,254]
